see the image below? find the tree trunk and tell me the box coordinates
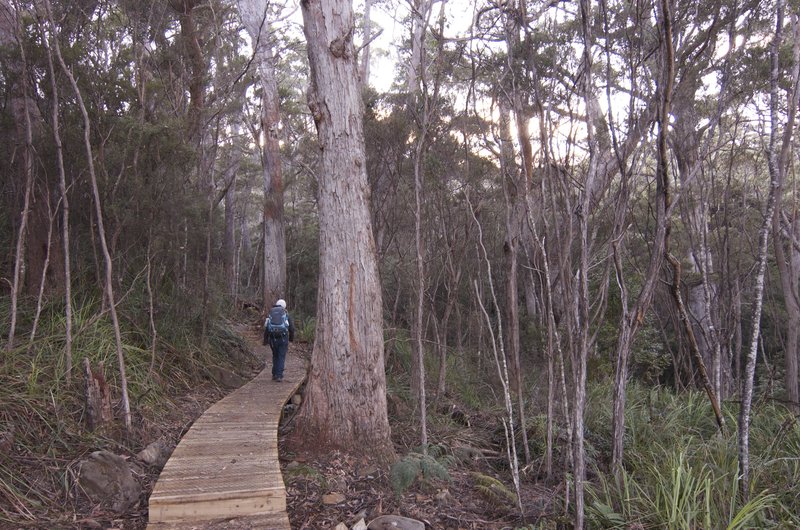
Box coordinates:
[665,253,725,430]
[45,0,133,432]
[471,207,524,517]
[200,137,219,351]
[434,217,462,400]
[610,0,674,479]
[498,102,530,466]
[741,1,798,497]
[360,0,374,86]
[3,0,35,351]
[573,1,602,525]
[773,213,800,411]
[178,0,205,142]
[770,9,800,413]
[40,16,73,384]
[293,0,393,460]
[733,277,743,384]
[146,235,158,377]
[83,358,112,432]
[404,0,431,407]
[406,0,449,450]
[532,221,570,478]
[221,140,241,300]
[406,0,429,93]
[412,109,428,451]
[224,172,237,297]
[28,193,56,347]
[238,0,287,309]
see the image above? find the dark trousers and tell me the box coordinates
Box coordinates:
[269,335,289,379]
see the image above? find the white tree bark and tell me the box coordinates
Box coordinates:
[41,16,73,383]
[406,0,431,93]
[28,194,56,348]
[574,1,600,525]
[470,205,524,518]
[741,0,797,496]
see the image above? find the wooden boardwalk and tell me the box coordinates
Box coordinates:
[147,340,305,529]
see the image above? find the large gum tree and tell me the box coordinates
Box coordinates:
[293,0,393,460]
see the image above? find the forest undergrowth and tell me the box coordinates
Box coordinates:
[0,294,262,529]
[283,335,800,529]
[2,300,800,529]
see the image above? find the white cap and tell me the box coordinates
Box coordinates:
[276,299,286,308]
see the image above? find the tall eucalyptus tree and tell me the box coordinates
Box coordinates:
[238,0,287,309]
[294,0,393,460]
[770,7,800,413]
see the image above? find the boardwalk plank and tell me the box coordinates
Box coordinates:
[147,338,305,529]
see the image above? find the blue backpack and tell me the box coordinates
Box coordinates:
[266,306,289,336]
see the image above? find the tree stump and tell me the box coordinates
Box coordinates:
[83,358,112,430]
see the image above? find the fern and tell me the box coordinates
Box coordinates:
[390,448,453,496]
[390,455,421,494]
[294,317,316,343]
[470,472,517,507]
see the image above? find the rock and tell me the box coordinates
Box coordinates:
[137,440,170,468]
[78,451,141,513]
[349,510,368,525]
[352,518,368,530]
[291,394,302,406]
[367,515,425,530]
[206,365,246,389]
[322,492,346,505]
[334,524,348,530]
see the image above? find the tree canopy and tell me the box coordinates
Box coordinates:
[1,0,800,527]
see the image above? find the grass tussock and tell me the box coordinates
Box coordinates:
[379,337,800,528]
[584,383,800,529]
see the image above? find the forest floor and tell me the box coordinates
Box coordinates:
[115,326,561,529]
[263,334,563,529]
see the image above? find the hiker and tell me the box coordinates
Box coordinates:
[263,299,294,382]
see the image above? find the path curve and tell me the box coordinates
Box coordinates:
[147,332,305,529]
